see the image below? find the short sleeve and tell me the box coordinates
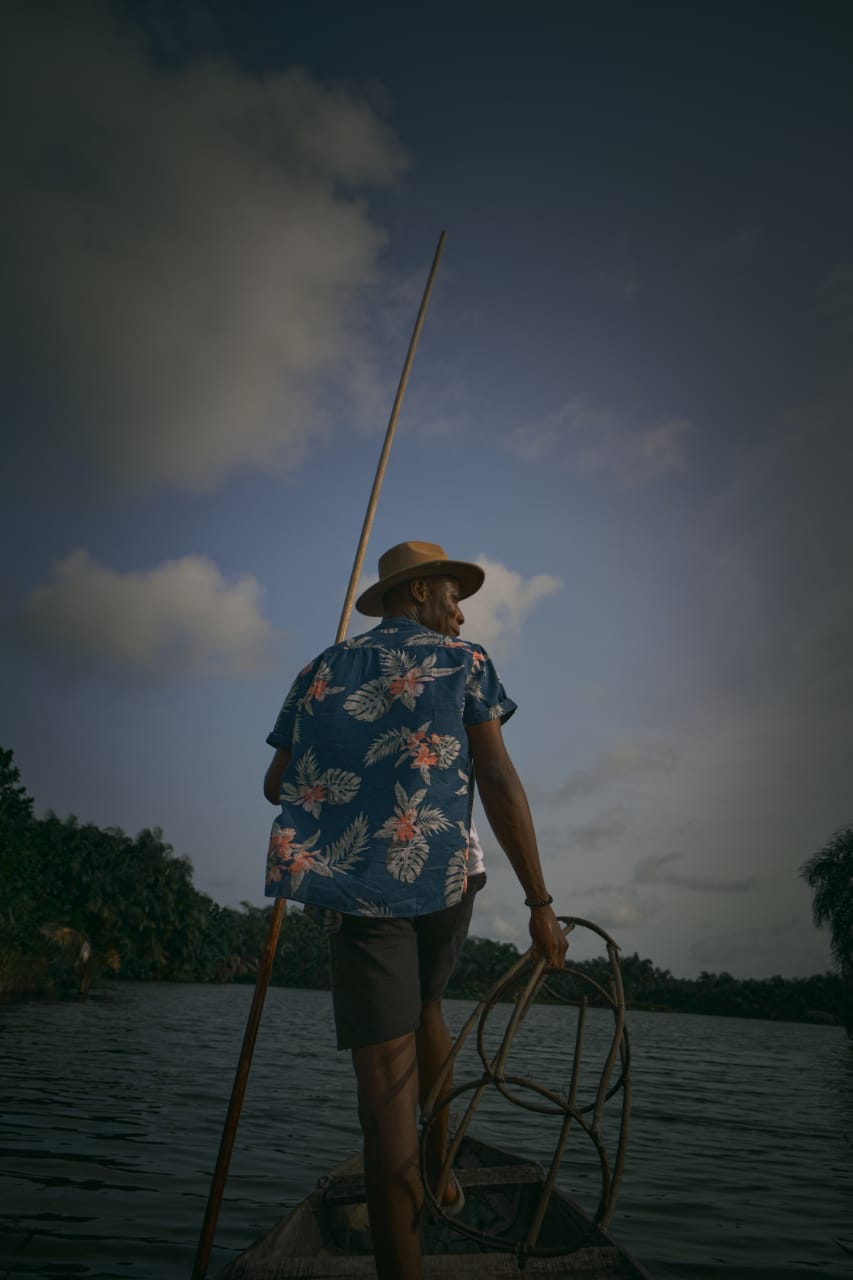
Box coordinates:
[266,658,318,749]
[462,648,517,727]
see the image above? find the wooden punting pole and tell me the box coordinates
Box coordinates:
[191,230,447,1280]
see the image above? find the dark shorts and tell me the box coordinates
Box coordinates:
[329,873,486,1051]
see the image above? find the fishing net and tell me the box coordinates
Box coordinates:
[419,917,631,1266]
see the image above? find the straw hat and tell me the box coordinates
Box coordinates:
[355,541,485,617]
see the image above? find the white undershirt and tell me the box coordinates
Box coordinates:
[468,819,485,876]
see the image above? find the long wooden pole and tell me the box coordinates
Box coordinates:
[191,230,447,1280]
[334,231,447,638]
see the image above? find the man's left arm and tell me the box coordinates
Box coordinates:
[264,655,322,804]
[263,747,291,805]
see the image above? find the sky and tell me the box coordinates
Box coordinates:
[2,0,851,979]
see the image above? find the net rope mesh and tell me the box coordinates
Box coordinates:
[420,917,631,1264]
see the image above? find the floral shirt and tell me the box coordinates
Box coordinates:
[264,617,516,917]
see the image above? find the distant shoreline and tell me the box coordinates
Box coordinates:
[1,959,847,1028]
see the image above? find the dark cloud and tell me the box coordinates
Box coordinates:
[634,852,756,893]
[507,398,695,483]
[1,1,406,492]
[580,888,663,931]
[568,811,627,851]
[207,876,239,891]
[556,739,678,803]
[689,918,807,968]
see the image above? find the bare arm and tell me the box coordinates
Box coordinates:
[263,747,291,805]
[466,719,567,967]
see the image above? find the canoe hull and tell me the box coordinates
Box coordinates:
[216,1136,653,1279]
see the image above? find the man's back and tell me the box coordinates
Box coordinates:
[265,615,515,916]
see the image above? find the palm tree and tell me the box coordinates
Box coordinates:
[800,825,853,973]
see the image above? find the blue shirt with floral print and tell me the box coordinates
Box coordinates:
[264,617,516,918]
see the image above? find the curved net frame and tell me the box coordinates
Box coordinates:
[420,916,630,1259]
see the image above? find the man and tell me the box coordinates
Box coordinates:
[263,540,566,1279]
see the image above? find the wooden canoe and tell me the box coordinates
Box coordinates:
[216,1133,653,1279]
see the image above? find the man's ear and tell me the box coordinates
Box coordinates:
[409,577,428,603]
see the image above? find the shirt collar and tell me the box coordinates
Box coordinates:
[371,615,450,641]
[373,615,422,632]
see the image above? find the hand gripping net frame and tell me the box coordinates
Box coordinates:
[419,916,631,1261]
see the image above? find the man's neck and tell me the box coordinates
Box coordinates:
[381,607,423,626]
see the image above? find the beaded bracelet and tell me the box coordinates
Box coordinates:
[524,894,554,909]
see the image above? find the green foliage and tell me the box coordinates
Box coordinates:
[0,744,849,1026]
[274,909,331,989]
[0,748,33,827]
[0,748,40,949]
[801,825,853,973]
[448,944,848,1025]
[0,745,334,996]
[800,825,853,1032]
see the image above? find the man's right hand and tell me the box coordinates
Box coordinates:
[529,905,568,968]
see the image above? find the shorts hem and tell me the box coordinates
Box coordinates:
[336,1015,420,1053]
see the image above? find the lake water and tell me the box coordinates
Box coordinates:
[1,982,851,1279]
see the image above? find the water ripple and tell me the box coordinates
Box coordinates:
[1,985,851,1278]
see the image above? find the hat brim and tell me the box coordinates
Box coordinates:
[355,560,485,617]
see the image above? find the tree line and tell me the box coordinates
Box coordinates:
[1,747,850,1027]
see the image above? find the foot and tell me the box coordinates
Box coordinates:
[441,1174,465,1217]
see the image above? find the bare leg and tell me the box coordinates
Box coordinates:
[416,999,459,1208]
[352,1031,422,1280]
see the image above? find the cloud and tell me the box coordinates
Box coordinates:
[401,376,472,441]
[689,918,804,968]
[207,875,239,892]
[568,810,627,851]
[1,2,406,492]
[462,556,562,650]
[633,851,756,893]
[507,398,694,483]
[686,375,853,719]
[18,549,278,679]
[558,738,678,802]
[574,887,663,931]
[505,424,561,463]
[477,908,525,945]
